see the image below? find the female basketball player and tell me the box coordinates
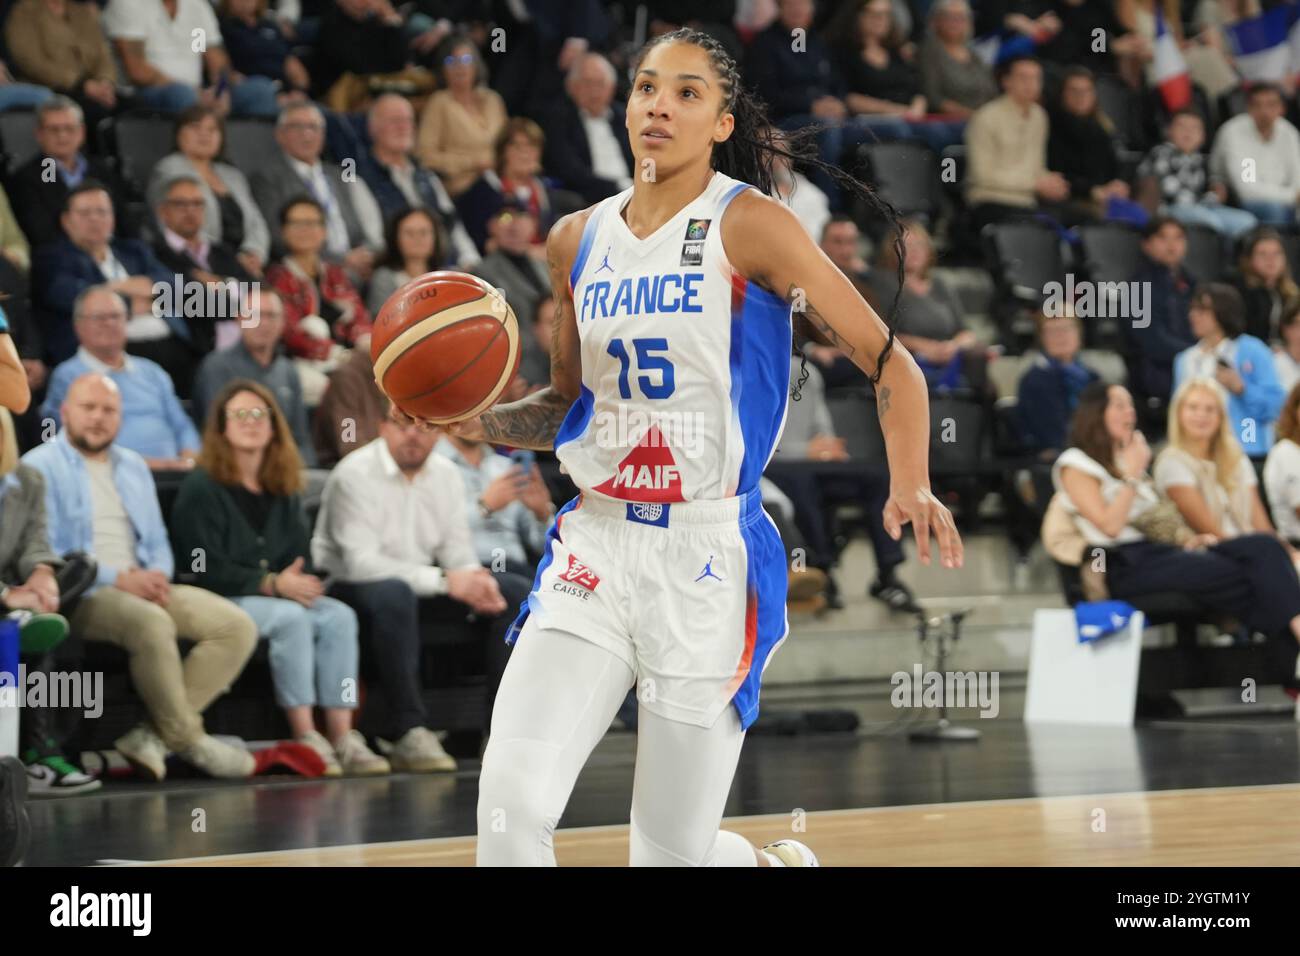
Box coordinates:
[403,29,964,866]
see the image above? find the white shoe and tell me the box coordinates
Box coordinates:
[762,840,820,867]
[383,727,458,773]
[297,730,342,777]
[114,725,168,782]
[179,735,255,779]
[335,730,390,776]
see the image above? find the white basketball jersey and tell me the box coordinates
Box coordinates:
[555,172,793,503]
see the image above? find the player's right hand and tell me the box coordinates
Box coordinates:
[444,414,486,442]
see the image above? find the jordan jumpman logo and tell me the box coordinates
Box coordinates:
[594,246,614,274]
[695,556,724,582]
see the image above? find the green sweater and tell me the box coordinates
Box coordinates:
[170,467,314,597]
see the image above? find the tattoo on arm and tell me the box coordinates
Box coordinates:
[479,388,571,450]
[878,385,892,417]
[787,283,856,358]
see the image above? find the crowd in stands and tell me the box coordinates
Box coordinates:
[4,0,1300,796]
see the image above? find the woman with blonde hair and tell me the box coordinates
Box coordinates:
[1264,381,1300,544]
[169,379,388,776]
[1154,377,1281,543]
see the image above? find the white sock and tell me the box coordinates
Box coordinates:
[712,829,760,867]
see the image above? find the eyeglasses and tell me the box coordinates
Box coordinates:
[228,406,272,422]
[40,123,80,135]
[81,311,127,323]
[165,198,206,209]
[444,53,475,66]
[282,121,324,133]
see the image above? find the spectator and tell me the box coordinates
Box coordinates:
[311,345,385,465]
[313,408,513,755]
[1136,109,1257,239]
[170,379,388,776]
[1124,215,1195,417]
[773,152,830,243]
[193,288,316,465]
[103,0,280,116]
[918,0,997,120]
[1155,377,1279,543]
[4,0,117,126]
[1036,0,1142,77]
[455,117,577,256]
[516,295,555,392]
[250,102,383,279]
[7,97,128,249]
[871,218,988,395]
[766,355,918,613]
[804,214,873,389]
[487,0,611,117]
[0,406,102,795]
[1210,83,1300,227]
[0,186,30,274]
[1017,310,1099,458]
[1046,66,1130,221]
[435,433,551,570]
[747,0,854,207]
[366,206,447,316]
[32,183,195,379]
[1274,302,1300,395]
[357,93,481,269]
[41,286,200,470]
[148,105,271,276]
[150,174,256,354]
[1264,380,1300,545]
[416,35,507,197]
[217,0,312,97]
[264,197,372,403]
[313,0,415,106]
[1173,281,1283,460]
[1053,381,1300,664]
[22,372,259,781]
[538,52,635,205]
[469,196,550,374]
[1121,0,1236,104]
[0,59,53,114]
[1232,227,1299,344]
[832,0,964,153]
[965,57,1071,231]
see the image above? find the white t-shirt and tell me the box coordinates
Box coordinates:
[1051,447,1158,546]
[1264,437,1300,541]
[1275,349,1300,398]
[581,109,632,189]
[85,458,137,574]
[103,0,221,89]
[1153,448,1256,537]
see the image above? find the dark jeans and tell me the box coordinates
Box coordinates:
[765,461,904,576]
[328,568,531,738]
[1106,535,1300,646]
[18,553,96,757]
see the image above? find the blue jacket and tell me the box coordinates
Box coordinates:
[41,350,200,460]
[31,237,189,365]
[745,22,845,119]
[21,431,172,594]
[1017,354,1100,454]
[1173,334,1285,457]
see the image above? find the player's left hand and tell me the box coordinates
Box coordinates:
[882,486,963,570]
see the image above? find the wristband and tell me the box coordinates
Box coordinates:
[0,307,8,334]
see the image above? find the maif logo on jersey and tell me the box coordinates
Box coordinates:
[592,426,684,502]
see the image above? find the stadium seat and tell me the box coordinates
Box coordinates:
[0,110,38,177]
[982,220,1069,342]
[1182,222,1225,283]
[102,111,176,199]
[827,390,886,461]
[1095,74,1145,152]
[855,140,940,225]
[224,118,279,177]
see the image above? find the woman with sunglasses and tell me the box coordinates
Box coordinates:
[170,379,390,776]
[416,36,506,197]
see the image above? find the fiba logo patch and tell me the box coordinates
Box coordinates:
[685,219,711,241]
[631,503,663,522]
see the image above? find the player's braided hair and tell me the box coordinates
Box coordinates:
[632,28,906,398]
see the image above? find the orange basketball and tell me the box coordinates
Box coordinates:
[370,270,521,424]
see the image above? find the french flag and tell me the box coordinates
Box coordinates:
[1225,6,1294,82]
[1153,9,1192,112]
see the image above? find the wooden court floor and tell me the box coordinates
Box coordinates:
[142,782,1300,866]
